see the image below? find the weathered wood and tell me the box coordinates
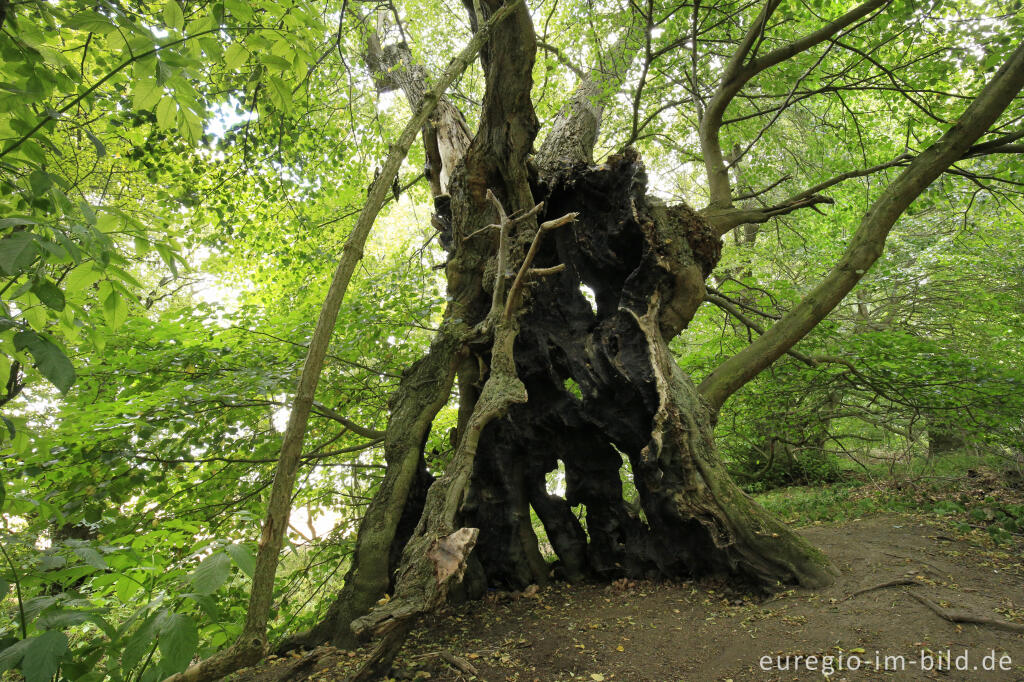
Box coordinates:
[348,191,577,677]
[366,34,472,194]
[462,150,835,590]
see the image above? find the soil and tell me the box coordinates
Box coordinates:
[240,515,1024,681]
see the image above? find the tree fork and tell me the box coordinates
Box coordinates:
[698,40,1024,412]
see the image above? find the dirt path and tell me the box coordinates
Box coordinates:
[242,515,1024,681]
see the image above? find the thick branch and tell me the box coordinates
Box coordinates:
[705,293,814,366]
[699,0,889,208]
[311,403,386,438]
[364,21,473,193]
[535,16,646,174]
[698,40,1024,412]
[703,130,1022,236]
[703,193,834,236]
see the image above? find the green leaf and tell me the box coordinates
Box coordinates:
[156,96,178,130]
[64,263,101,295]
[0,639,30,672]
[158,613,198,674]
[22,630,68,682]
[163,1,185,31]
[103,287,128,329]
[267,76,293,115]
[85,129,106,158]
[96,212,121,234]
[122,611,160,672]
[72,545,108,570]
[180,106,204,143]
[13,330,75,393]
[36,609,116,639]
[0,217,37,229]
[189,552,230,594]
[134,78,163,110]
[155,243,179,277]
[66,11,117,34]
[30,279,65,311]
[0,232,38,275]
[224,43,249,69]
[226,543,255,578]
[225,0,254,22]
[116,575,142,602]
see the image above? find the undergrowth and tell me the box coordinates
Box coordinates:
[753,451,1024,547]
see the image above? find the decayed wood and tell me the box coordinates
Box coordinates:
[348,193,576,679]
[365,30,472,194]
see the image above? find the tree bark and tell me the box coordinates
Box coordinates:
[272,5,1024,668]
[365,32,472,194]
[534,18,646,175]
[458,149,835,590]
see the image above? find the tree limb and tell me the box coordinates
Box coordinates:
[698,0,889,209]
[698,40,1024,413]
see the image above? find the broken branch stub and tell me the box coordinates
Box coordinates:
[427,527,480,585]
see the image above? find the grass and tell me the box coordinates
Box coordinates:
[753,449,1024,546]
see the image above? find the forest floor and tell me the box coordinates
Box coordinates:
[236,468,1024,681]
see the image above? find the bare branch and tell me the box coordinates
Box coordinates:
[504,211,577,319]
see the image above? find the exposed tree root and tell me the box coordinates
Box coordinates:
[905,590,1024,633]
[845,576,920,599]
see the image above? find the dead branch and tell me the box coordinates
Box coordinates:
[440,651,481,677]
[504,210,578,320]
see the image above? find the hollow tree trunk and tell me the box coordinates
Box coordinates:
[287,0,838,657]
[265,19,1024,675]
[460,150,836,590]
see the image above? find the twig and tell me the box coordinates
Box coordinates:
[503,210,578,320]
[440,651,481,677]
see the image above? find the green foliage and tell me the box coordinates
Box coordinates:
[0,0,1021,677]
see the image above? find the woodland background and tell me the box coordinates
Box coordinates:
[0,0,1022,679]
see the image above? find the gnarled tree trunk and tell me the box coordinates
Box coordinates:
[459,149,835,591]
[280,1,1024,669]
